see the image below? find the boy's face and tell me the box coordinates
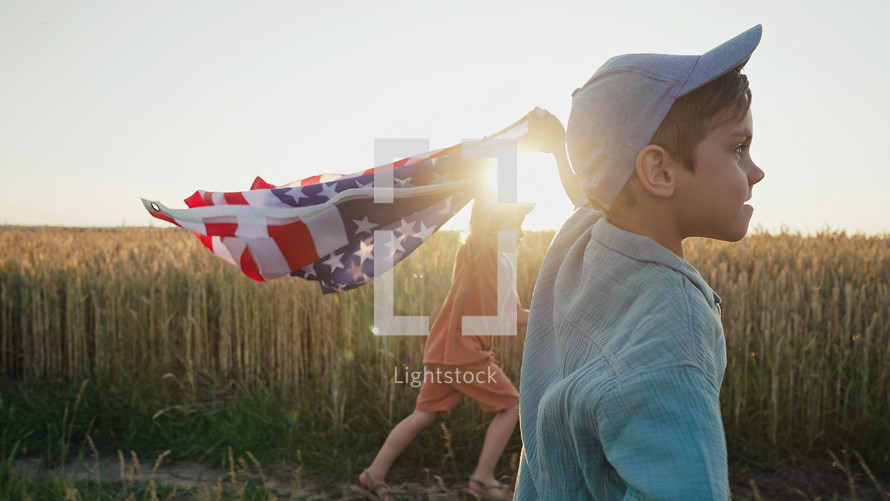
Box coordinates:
[673,107,764,242]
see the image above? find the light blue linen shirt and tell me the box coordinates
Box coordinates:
[515,206,728,500]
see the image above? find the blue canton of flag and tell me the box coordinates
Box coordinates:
[290,157,477,293]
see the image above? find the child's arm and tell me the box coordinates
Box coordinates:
[466,191,497,269]
[517,307,530,327]
[521,107,584,205]
[515,292,529,326]
[469,190,496,241]
[597,367,728,498]
[553,147,584,208]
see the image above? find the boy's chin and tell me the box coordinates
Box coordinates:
[718,222,752,242]
[723,231,749,243]
[701,219,752,242]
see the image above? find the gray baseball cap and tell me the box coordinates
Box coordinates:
[566,25,762,210]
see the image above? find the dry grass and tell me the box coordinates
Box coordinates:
[686,231,890,462]
[1,226,888,465]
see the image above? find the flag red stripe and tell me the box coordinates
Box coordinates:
[251,176,276,190]
[301,175,321,186]
[205,221,239,237]
[185,191,208,208]
[240,248,265,282]
[268,221,319,271]
[194,232,213,250]
[224,192,249,205]
[152,211,178,226]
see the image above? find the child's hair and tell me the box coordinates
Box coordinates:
[649,65,752,172]
[466,198,534,250]
[469,197,533,234]
[455,199,532,295]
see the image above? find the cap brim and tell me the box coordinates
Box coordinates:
[490,201,536,226]
[679,24,762,97]
[497,201,536,217]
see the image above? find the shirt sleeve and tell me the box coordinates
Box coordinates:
[571,194,591,210]
[596,366,729,500]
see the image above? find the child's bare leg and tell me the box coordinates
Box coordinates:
[361,409,436,486]
[471,404,519,488]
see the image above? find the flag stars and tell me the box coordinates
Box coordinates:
[354,179,373,190]
[356,238,375,265]
[414,222,437,242]
[394,218,416,238]
[394,176,413,187]
[353,216,377,235]
[437,196,454,216]
[323,252,345,271]
[431,172,450,184]
[345,259,367,282]
[319,182,339,201]
[287,187,308,203]
[385,234,406,257]
[300,263,317,279]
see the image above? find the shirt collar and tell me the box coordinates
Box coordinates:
[591,217,722,306]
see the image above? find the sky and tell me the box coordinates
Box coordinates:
[2,0,889,234]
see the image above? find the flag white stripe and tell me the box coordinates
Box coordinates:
[219,236,247,267]
[305,205,348,258]
[179,219,206,234]
[243,189,273,206]
[211,236,237,266]
[248,238,292,279]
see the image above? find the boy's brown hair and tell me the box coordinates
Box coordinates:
[649,66,752,172]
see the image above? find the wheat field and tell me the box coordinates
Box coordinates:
[1,226,888,465]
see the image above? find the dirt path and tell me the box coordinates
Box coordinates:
[11,455,890,500]
[11,456,466,499]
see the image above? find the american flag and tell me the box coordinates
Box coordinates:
[142,112,533,293]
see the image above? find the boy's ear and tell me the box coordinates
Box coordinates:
[634,145,676,199]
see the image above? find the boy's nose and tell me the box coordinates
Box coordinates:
[748,160,765,185]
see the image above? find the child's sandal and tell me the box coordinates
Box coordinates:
[463,476,512,501]
[352,469,394,501]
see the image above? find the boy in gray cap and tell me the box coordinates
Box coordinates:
[515,25,765,499]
